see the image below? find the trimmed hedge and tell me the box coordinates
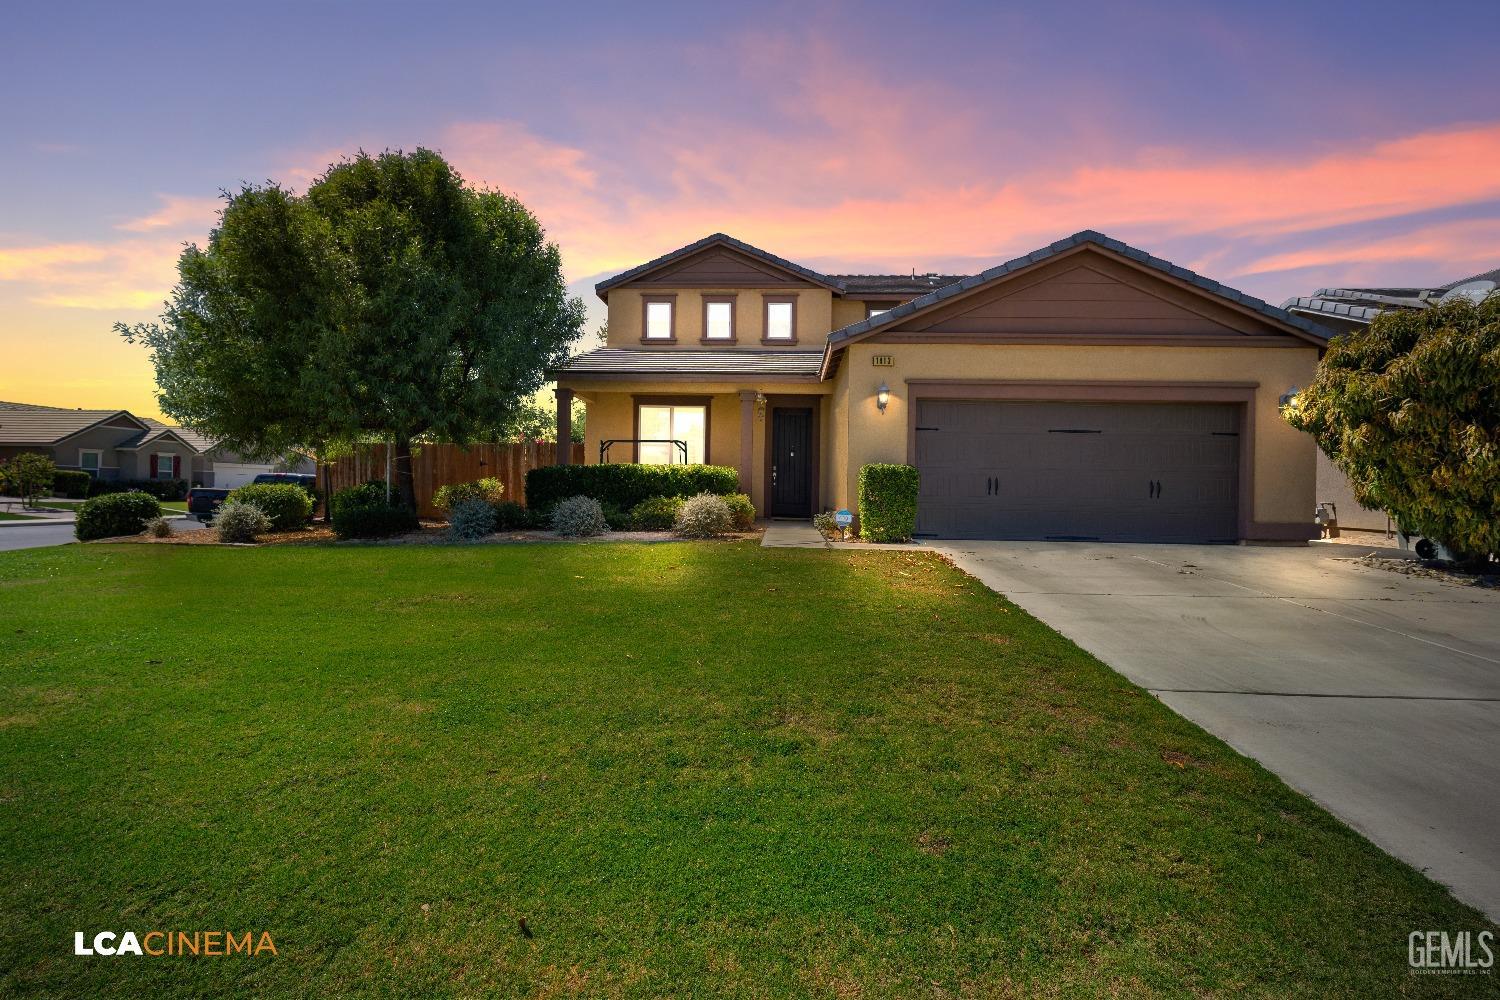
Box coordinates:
[629,495,683,531]
[226,483,313,531]
[88,478,188,501]
[75,492,161,541]
[526,464,739,515]
[53,470,92,499]
[857,463,919,543]
[330,482,420,540]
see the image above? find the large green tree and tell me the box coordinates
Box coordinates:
[1284,295,1499,561]
[119,149,584,509]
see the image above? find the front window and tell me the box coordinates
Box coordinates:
[637,403,706,464]
[764,298,795,341]
[644,299,674,340]
[79,450,101,476]
[155,453,177,480]
[703,298,734,341]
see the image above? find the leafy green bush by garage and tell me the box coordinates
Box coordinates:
[858,464,920,543]
[74,492,161,541]
[226,483,313,531]
[630,495,683,531]
[330,482,420,540]
[52,469,92,499]
[433,477,505,513]
[526,464,739,515]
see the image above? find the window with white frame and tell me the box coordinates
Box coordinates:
[78,450,102,476]
[764,298,794,341]
[703,298,734,341]
[636,403,706,465]
[155,453,177,480]
[644,299,674,340]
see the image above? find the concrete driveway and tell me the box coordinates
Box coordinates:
[932,540,1500,920]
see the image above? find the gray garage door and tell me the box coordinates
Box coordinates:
[914,400,1240,542]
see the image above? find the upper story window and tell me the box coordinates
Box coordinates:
[642,295,676,342]
[702,296,736,342]
[762,295,797,344]
[866,302,896,319]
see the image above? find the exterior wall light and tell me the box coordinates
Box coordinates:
[1278,385,1300,408]
[876,382,890,413]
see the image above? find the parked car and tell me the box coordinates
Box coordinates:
[185,487,231,523]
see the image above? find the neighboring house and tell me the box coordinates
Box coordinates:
[1281,268,1499,531]
[551,231,1332,543]
[0,401,313,489]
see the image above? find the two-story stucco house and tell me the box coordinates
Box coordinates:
[551,231,1331,543]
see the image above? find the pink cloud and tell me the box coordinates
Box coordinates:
[116,194,222,233]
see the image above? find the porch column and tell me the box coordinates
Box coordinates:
[554,386,573,465]
[738,390,757,492]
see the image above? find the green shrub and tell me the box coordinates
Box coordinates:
[526,464,739,514]
[216,500,272,543]
[630,495,683,531]
[551,496,607,537]
[52,469,92,499]
[144,516,174,538]
[330,482,420,540]
[491,500,538,531]
[721,493,755,531]
[87,478,188,501]
[74,492,161,541]
[600,502,632,532]
[858,464,919,543]
[226,482,312,531]
[674,493,733,539]
[447,498,497,541]
[433,477,505,513]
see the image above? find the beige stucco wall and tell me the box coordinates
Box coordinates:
[828,342,1321,528]
[605,287,834,348]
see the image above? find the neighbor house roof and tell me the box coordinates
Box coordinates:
[594,233,844,298]
[0,402,148,446]
[1281,266,1499,328]
[820,230,1331,377]
[551,348,822,381]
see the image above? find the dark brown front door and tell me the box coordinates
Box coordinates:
[770,407,813,517]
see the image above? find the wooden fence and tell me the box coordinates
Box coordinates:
[319,441,583,518]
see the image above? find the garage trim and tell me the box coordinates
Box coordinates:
[903,379,1306,543]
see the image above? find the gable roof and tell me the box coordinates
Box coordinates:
[0,402,149,446]
[829,273,970,296]
[595,233,843,298]
[820,230,1331,377]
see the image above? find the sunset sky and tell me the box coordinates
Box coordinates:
[3,0,1497,420]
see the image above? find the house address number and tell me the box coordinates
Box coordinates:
[871,354,895,367]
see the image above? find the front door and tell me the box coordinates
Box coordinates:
[770,407,813,517]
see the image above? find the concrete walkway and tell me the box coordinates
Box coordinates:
[760,520,929,551]
[932,539,1500,921]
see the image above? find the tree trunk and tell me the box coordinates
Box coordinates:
[392,437,418,513]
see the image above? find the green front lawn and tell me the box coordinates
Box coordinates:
[0,543,1490,997]
[0,511,40,521]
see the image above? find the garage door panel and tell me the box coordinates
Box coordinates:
[914,400,1240,543]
